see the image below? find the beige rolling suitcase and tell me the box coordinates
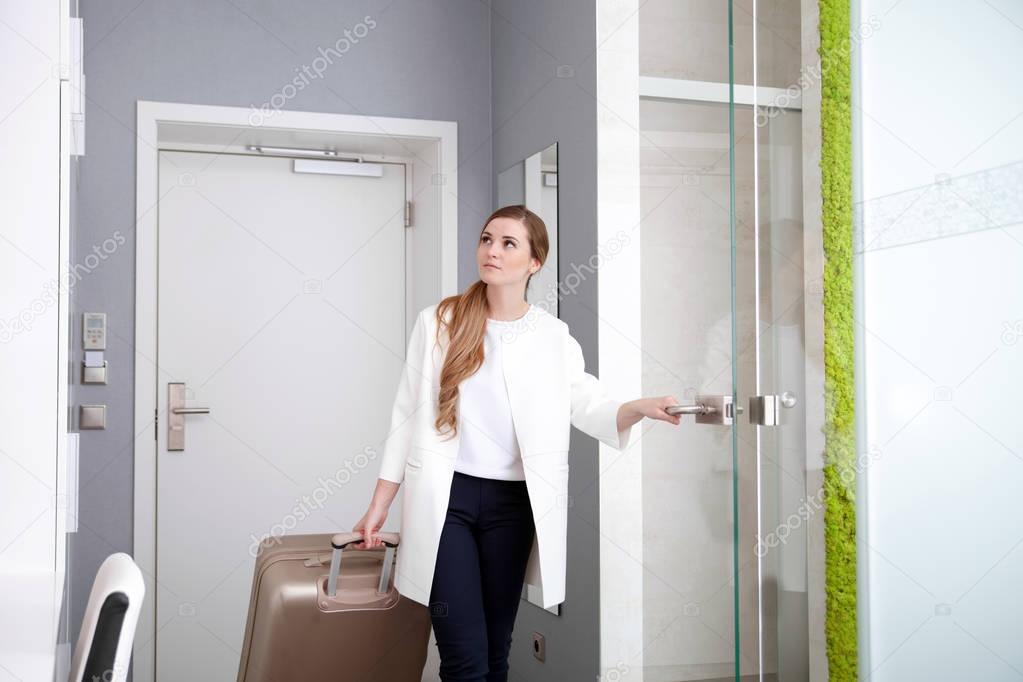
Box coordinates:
[237,531,431,682]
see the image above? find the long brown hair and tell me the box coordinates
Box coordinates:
[432,205,550,439]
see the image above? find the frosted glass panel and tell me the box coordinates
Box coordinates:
[859,1,1023,679]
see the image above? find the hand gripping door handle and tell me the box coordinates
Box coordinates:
[665,395,743,425]
[665,404,716,415]
[326,531,400,597]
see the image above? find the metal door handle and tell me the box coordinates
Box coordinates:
[666,395,740,425]
[666,404,716,416]
[168,382,210,451]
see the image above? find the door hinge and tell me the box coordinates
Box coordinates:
[404,200,412,227]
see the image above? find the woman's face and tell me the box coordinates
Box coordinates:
[477,217,539,286]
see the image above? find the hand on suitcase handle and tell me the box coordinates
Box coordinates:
[332,531,400,550]
[326,532,400,598]
[351,497,393,550]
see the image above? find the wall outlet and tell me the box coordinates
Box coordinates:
[531,631,545,662]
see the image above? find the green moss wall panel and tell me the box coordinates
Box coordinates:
[819,0,857,679]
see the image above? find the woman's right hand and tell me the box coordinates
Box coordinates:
[352,503,388,549]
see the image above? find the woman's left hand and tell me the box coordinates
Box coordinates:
[631,396,683,425]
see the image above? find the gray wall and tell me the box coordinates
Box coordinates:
[71,0,492,662]
[491,1,602,680]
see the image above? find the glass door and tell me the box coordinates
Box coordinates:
[638,93,743,681]
[636,1,806,679]
[637,9,745,674]
[728,0,809,679]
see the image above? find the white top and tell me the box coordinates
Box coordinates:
[454,305,534,481]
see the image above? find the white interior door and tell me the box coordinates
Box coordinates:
[154,150,407,680]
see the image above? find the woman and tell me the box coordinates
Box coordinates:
[354,205,681,682]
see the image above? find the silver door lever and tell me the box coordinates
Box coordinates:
[665,395,741,425]
[168,382,210,451]
[666,404,717,416]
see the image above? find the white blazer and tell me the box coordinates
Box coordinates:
[376,302,634,609]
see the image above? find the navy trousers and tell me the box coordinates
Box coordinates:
[429,471,536,682]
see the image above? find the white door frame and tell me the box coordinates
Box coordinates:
[131,100,458,682]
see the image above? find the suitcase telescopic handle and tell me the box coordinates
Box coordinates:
[326,532,400,598]
[330,531,400,550]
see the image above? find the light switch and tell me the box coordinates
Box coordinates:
[80,404,106,429]
[82,362,108,384]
